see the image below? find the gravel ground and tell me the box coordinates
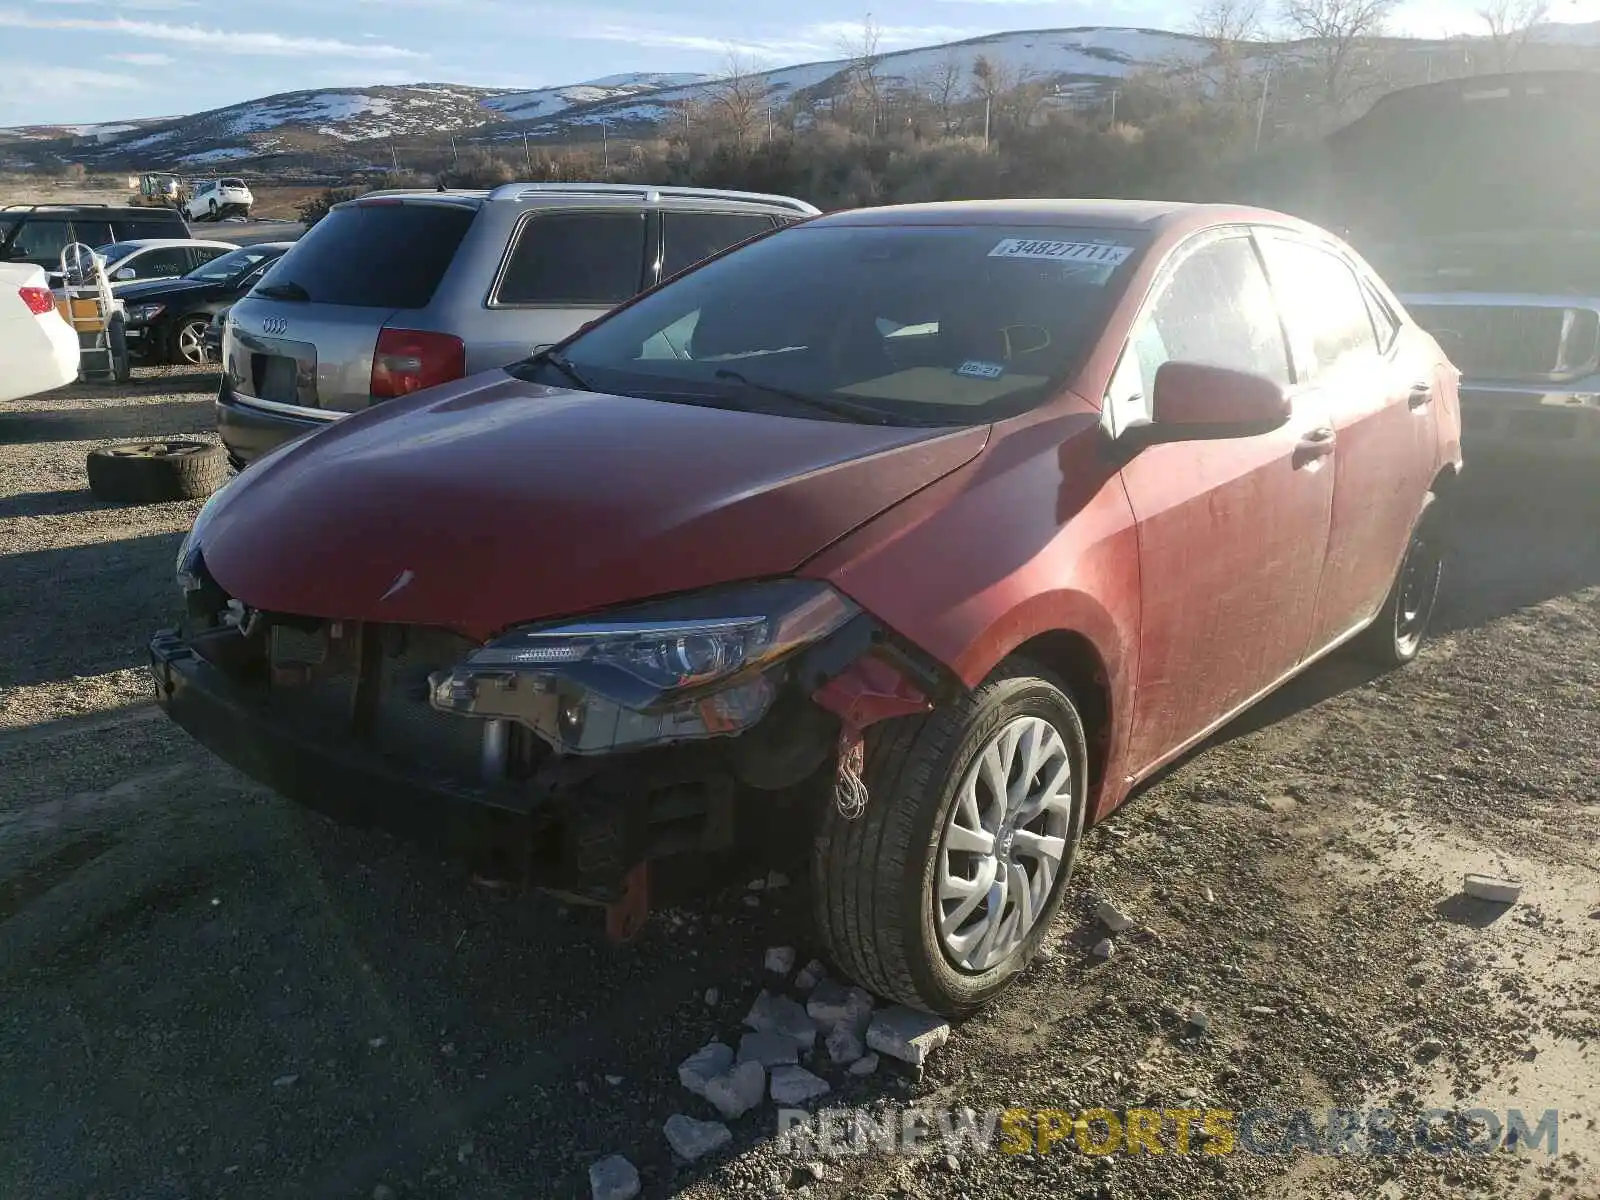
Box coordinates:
[1,373,1596,1200]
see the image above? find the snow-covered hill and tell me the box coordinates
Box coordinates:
[484,73,713,122]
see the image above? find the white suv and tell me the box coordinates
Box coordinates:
[185,178,253,222]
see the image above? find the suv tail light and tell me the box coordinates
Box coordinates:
[18,286,56,316]
[370,328,466,399]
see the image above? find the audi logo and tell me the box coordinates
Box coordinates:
[261,316,288,336]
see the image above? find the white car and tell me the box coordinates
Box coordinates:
[0,262,78,402]
[184,178,253,223]
[48,239,236,291]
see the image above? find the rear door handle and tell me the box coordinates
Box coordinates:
[1408,382,1433,409]
[1293,426,1336,467]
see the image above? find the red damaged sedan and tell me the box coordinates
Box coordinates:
[151,200,1461,1015]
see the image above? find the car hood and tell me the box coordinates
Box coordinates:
[200,371,990,636]
[116,277,216,303]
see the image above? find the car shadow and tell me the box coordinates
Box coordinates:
[0,399,216,445]
[0,489,145,521]
[0,530,184,689]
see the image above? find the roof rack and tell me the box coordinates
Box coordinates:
[484,182,820,216]
[1,203,114,211]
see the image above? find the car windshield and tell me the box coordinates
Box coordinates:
[96,242,143,265]
[515,222,1147,425]
[185,246,276,284]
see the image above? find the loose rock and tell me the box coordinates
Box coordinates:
[704,987,720,1007]
[764,946,797,976]
[679,1041,735,1097]
[745,990,817,1049]
[664,1113,733,1161]
[766,870,791,890]
[1095,900,1137,932]
[770,1064,832,1104]
[847,1052,880,1076]
[1462,873,1523,904]
[1091,938,1117,959]
[705,1060,767,1120]
[738,1031,800,1067]
[589,1154,642,1200]
[795,959,827,992]
[806,981,874,1035]
[865,1006,950,1066]
[825,1024,865,1066]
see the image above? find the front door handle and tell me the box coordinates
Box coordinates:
[1293,426,1336,468]
[1408,382,1433,409]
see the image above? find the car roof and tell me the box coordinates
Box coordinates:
[808,199,1293,231]
[349,183,817,216]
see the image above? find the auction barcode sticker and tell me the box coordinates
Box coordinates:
[988,238,1134,266]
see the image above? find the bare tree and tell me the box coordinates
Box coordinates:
[920,51,967,135]
[838,14,885,136]
[709,48,769,149]
[1477,0,1549,71]
[1279,0,1399,113]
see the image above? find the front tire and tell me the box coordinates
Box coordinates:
[1355,499,1445,667]
[170,316,211,366]
[813,660,1088,1016]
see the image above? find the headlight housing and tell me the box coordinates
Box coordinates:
[174,473,238,593]
[429,580,858,754]
[125,303,165,325]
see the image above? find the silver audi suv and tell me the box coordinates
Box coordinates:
[218,182,819,467]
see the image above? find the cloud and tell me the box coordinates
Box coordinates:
[0,61,144,105]
[574,26,833,59]
[798,20,989,48]
[0,10,424,58]
[107,50,175,65]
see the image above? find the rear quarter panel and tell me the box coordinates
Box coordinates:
[800,398,1141,821]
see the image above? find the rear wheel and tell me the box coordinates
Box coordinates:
[1355,500,1445,667]
[813,660,1088,1016]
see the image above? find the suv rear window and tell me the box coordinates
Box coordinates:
[111,212,187,241]
[266,201,476,309]
[496,211,648,305]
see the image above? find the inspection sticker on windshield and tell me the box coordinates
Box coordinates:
[988,238,1134,266]
[956,360,1006,380]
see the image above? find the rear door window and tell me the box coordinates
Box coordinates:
[262,201,477,308]
[660,212,774,279]
[1259,235,1378,380]
[189,245,230,270]
[495,211,648,305]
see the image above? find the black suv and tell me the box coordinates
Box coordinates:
[0,204,191,270]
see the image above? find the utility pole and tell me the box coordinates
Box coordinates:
[1109,88,1117,126]
[767,108,774,144]
[601,120,610,171]
[1254,66,1271,153]
[390,142,398,170]
[450,137,459,168]
[523,131,532,173]
[983,95,991,148]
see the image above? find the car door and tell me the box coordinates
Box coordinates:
[1255,231,1435,655]
[118,246,190,283]
[1111,229,1336,773]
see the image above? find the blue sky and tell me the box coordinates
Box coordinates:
[1,0,1594,126]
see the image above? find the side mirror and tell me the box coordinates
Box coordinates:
[1145,361,1290,440]
[115,268,136,280]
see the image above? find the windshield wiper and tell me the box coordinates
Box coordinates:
[530,348,597,392]
[711,368,919,426]
[253,280,309,301]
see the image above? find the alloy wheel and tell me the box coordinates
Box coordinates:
[935,715,1075,972]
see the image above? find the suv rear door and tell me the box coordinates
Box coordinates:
[656,210,778,282]
[226,199,478,413]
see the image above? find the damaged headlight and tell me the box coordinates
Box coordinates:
[174,473,239,593]
[429,580,858,754]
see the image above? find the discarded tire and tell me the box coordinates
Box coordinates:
[86,440,229,504]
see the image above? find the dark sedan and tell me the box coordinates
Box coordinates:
[119,242,294,366]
